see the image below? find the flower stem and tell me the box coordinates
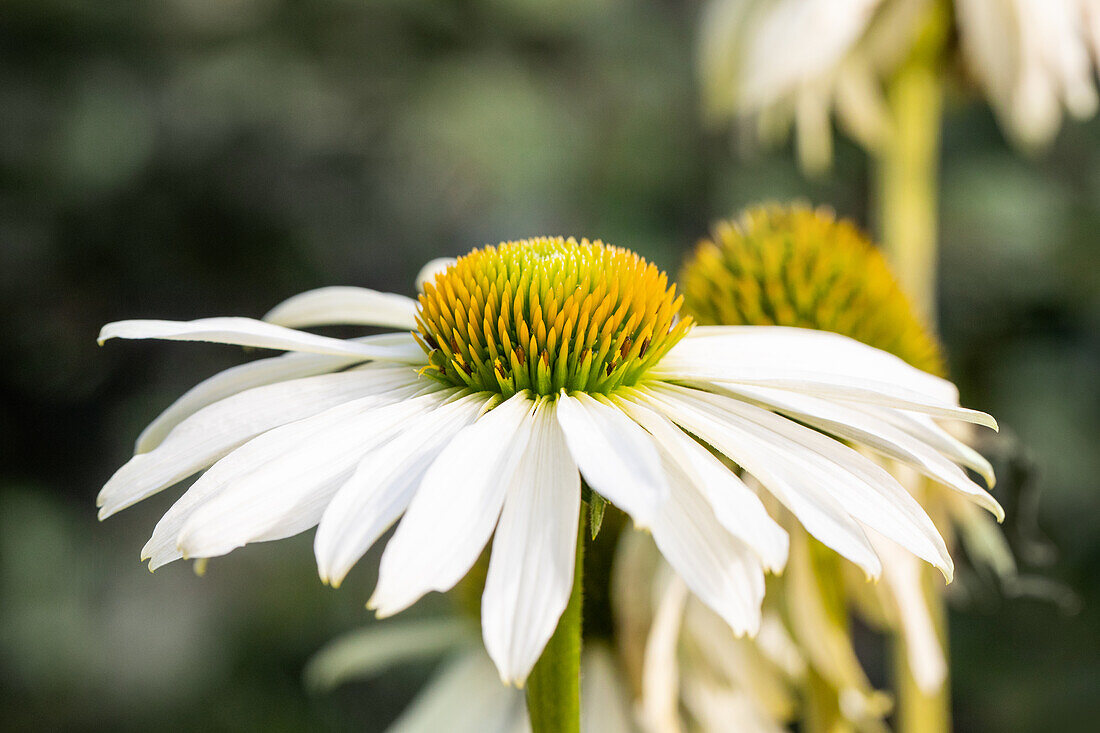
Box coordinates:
[875,7,953,733]
[525,507,586,733]
[874,1,949,320]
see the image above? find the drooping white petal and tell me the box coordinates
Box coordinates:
[657,326,997,429]
[99,317,424,361]
[632,385,882,578]
[369,393,537,617]
[133,349,368,454]
[555,391,667,528]
[648,450,765,636]
[868,528,947,694]
[314,392,490,587]
[389,649,524,733]
[141,384,432,568]
[640,571,687,733]
[175,389,455,561]
[613,394,788,572]
[482,399,581,686]
[708,382,1003,519]
[304,617,475,692]
[653,383,953,580]
[99,367,423,519]
[581,644,634,733]
[263,286,419,330]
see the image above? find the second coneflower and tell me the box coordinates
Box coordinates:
[97,235,996,703]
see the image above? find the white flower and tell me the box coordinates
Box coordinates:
[97,236,999,686]
[701,0,1100,162]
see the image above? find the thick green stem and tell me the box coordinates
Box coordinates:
[525,508,586,733]
[874,3,948,320]
[875,8,953,733]
[876,65,942,319]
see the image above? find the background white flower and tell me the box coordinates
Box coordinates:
[701,0,1100,166]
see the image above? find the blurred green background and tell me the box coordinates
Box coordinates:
[1,0,1097,730]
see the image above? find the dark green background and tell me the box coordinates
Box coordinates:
[1,0,1097,730]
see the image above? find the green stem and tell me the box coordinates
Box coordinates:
[525,507,586,733]
[875,8,954,733]
[874,3,948,320]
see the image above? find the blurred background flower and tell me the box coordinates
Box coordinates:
[1,0,1097,731]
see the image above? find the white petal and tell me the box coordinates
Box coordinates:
[141,386,424,568]
[640,571,687,733]
[658,326,997,429]
[482,399,581,686]
[263,286,419,330]
[613,394,788,572]
[314,392,489,587]
[649,453,765,636]
[710,382,1003,519]
[555,391,667,528]
[653,384,953,580]
[416,258,458,291]
[581,645,634,733]
[869,529,947,694]
[369,393,537,617]
[99,367,423,519]
[176,389,454,560]
[133,349,367,454]
[99,317,424,361]
[141,385,432,568]
[389,649,523,733]
[633,385,882,578]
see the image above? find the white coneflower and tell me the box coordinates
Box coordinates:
[98,235,997,689]
[701,0,1100,166]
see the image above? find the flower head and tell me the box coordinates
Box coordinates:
[97,236,998,686]
[681,203,1007,701]
[415,237,691,396]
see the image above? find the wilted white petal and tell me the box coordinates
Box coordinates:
[263,286,419,330]
[581,644,634,733]
[369,393,536,617]
[99,367,422,519]
[389,649,524,733]
[99,317,424,361]
[555,391,667,528]
[640,571,687,733]
[868,528,947,694]
[304,617,475,692]
[482,399,581,686]
[314,392,489,587]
